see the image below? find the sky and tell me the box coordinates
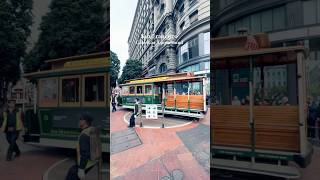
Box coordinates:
[110,0,138,75]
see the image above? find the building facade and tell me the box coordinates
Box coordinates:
[128,0,210,77]
[212,0,320,97]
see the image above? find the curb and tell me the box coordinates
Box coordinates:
[123,112,193,129]
[42,158,70,180]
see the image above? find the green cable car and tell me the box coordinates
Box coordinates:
[24,52,109,152]
[120,72,207,118]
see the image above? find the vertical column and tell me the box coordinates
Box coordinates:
[165,15,177,74]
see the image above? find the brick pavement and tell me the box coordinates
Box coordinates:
[110,109,210,179]
[0,134,66,180]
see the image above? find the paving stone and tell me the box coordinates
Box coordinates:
[111,129,142,155]
[177,124,210,173]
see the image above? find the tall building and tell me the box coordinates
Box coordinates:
[128,0,210,77]
[212,0,320,96]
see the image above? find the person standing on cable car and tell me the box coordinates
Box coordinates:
[0,99,24,161]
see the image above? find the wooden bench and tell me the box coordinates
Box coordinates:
[212,106,251,148]
[165,95,175,108]
[176,95,189,109]
[254,106,299,152]
[189,95,204,111]
[212,105,300,152]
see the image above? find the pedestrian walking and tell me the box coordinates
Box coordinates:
[0,99,24,161]
[66,113,97,180]
[111,94,117,112]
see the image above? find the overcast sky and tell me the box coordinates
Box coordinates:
[110,0,138,75]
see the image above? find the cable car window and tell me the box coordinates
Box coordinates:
[39,78,58,107]
[154,84,160,95]
[190,82,202,95]
[176,82,189,95]
[165,83,174,95]
[61,78,79,103]
[129,86,135,94]
[145,85,152,95]
[84,76,105,102]
[122,86,129,95]
[137,86,143,94]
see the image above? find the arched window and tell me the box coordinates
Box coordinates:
[159,63,167,73]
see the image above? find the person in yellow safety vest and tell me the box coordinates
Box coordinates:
[0,99,24,161]
[65,113,96,180]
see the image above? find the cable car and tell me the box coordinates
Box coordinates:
[24,52,109,152]
[211,34,313,178]
[120,72,207,118]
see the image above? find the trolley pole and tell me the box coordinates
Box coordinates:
[162,101,165,128]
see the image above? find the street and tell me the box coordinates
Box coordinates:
[0,133,108,180]
[110,108,210,179]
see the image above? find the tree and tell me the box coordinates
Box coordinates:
[0,0,33,103]
[24,0,106,72]
[110,51,120,88]
[118,59,143,84]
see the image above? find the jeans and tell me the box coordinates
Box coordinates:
[6,131,20,158]
[129,114,135,127]
[112,103,117,112]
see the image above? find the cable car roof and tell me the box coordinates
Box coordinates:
[211,46,306,60]
[121,72,205,85]
[24,52,109,79]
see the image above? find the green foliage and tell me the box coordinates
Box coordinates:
[0,0,33,83]
[118,59,143,84]
[24,0,106,72]
[110,51,120,88]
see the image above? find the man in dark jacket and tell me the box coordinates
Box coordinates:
[1,99,24,161]
[66,113,96,180]
[129,98,140,127]
[111,94,117,112]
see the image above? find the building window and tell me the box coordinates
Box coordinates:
[181,42,189,63]
[303,0,317,25]
[189,10,198,24]
[179,4,185,18]
[188,37,199,59]
[180,21,185,31]
[204,32,210,55]
[261,9,273,32]
[189,0,197,7]
[273,6,286,30]
[228,22,236,35]
[159,63,167,73]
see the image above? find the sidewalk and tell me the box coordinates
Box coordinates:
[110,109,210,180]
[0,134,66,180]
[43,158,109,180]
